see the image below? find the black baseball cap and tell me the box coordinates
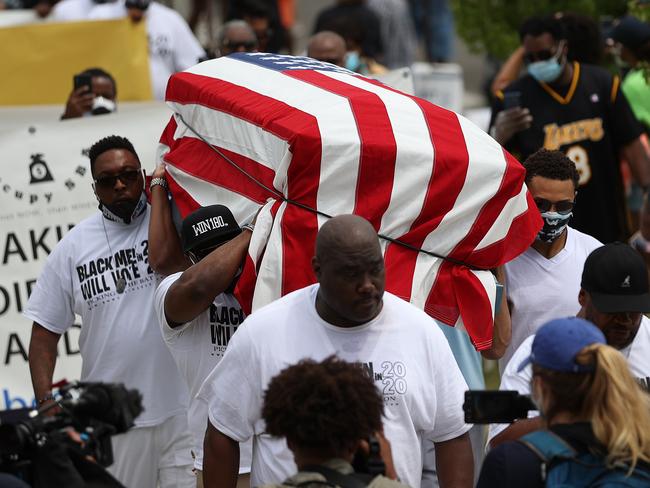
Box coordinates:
[181,205,242,253]
[581,242,650,313]
[611,16,650,51]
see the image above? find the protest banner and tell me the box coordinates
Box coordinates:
[0,102,168,410]
[0,18,151,105]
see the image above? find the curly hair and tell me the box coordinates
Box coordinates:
[556,12,603,64]
[519,15,565,42]
[88,135,139,175]
[262,356,384,455]
[523,148,579,189]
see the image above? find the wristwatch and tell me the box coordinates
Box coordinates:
[242,222,255,233]
[150,177,168,191]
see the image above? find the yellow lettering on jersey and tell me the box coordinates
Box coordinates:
[542,118,604,150]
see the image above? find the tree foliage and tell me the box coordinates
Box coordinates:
[452,0,628,59]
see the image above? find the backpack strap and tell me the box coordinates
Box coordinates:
[297,465,369,488]
[519,430,577,463]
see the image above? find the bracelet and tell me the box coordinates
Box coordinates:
[150,177,168,191]
[242,223,255,233]
[38,393,55,405]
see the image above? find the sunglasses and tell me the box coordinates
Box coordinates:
[524,41,565,65]
[222,40,258,52]
[534,197,574,215]
[187,241,231,265]
[94,169,142,189]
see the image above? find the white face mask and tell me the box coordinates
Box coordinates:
[91,96,117,115]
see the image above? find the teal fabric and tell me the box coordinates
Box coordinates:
[439,324,485,389]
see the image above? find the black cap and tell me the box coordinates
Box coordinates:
[611,16,650,51]
[581,242,650,313]
[181,205,242,253]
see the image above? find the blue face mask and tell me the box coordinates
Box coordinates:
[527,46,565,83]
[537,211,571,243]
[345,51,361,72]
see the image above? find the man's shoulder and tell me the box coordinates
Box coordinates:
[502,75,539,95]
[578,63,614,83]
[567,227,602,254]
[383,292,443,326]
[52,0,90,15]
[248,285,314,316]
[149,1,185,22]
[53,213,100,249]
[155,271,182,298]
[503,334,534,377]
[88,1,125,18]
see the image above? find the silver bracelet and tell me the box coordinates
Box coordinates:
[149,177,168,191]
[242,223,255,233]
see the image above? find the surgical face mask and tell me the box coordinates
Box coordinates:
[536,211,571,243]
[345,51,361,72]
[91,96,116,115]
[527,47,565,83]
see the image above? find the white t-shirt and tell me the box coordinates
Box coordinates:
[502,227,601,372]
[197,284,471,488]
[50,0,96,21]
[154,272,252,472]
[488,315,650,444]
[89,1,205,100]
[23,209,189,427]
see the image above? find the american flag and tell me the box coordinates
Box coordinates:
[159,53,541,350]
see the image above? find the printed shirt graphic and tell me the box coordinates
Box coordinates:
[488,315,650,443]
[154,272,251,471]
[197,284,470,488]
[23,209,189,426]
[490,63,644,243]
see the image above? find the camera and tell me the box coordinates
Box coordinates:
[463,390,536,424]
[352,435,385,476]
[0,382,142,487]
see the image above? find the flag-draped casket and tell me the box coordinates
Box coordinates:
[159,53,542,350]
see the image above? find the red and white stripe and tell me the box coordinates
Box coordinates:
[159,54,541,350]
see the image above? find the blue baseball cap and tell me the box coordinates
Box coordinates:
[518,317,606,373]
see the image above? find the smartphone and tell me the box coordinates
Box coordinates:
[73,74,93,92]
[463,390,535,424]
[503,91,522,110]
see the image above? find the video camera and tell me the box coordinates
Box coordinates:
[0,382,142,487]
[463,390,537,424]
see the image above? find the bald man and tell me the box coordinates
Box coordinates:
[198,215,473,488]
[217,20,259,57]
[307,30,347,67]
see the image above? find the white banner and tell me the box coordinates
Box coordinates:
[0,102,169,409]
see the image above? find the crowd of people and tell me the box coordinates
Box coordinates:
[4,1,650,487]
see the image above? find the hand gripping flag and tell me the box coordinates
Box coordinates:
[159,53,542,350]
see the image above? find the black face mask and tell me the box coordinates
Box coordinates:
[99,193,147,224]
